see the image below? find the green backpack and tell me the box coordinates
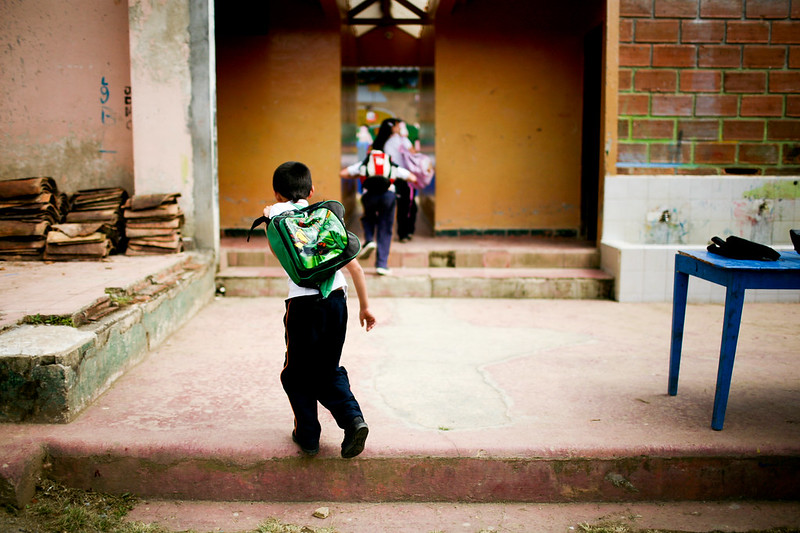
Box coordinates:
[247,200,361,297]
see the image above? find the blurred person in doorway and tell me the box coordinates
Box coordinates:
[381,119,417,243]
[340,118,417,275]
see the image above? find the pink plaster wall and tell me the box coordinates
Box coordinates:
[0,0,133,193]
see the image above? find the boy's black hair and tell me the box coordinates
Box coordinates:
[273,161,312,202]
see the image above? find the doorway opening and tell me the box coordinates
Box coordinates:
[342,66,434,235]
[340,0,434,236]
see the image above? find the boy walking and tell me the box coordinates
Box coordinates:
[265,161,376,458]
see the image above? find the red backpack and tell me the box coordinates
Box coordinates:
[359,150,394,193]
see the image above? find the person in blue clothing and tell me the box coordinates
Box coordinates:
[263,161,376,459]
[340,118,417,276]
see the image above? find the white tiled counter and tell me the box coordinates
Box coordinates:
[601,176,800,303]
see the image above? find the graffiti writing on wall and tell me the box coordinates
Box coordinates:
[99,77,117,155]
[100,77,115,127]
[124,85,132,130]
[98,78,133,154]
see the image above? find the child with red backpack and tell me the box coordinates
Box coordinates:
[340,118,417,275]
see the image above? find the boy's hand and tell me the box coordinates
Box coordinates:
[406,173,418,183]
[359,308,376,331]
[263,204,273,218]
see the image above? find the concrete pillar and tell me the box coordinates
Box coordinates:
[127,0,218,258]
[188,0,219,255]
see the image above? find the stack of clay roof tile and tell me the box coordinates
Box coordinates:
[63,187,128,253]
[43,223,116,261]
[123,193,184,255]
[0,177,68,260]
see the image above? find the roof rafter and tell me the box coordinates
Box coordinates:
[346,0,430,26]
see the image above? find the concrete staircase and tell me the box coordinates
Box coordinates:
[216,236,614,299]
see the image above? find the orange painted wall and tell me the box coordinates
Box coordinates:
[217,7,341,229]
[435,2,598,232]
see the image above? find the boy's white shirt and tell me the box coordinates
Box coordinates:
[269,199,347,299]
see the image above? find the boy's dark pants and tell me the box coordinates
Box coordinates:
[281,290,363,450]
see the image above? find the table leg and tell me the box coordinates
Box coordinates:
[711,282,745,431]
[668,269,690,396]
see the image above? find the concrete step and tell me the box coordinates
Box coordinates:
[217,266,614,299]
[45,445,799,503]
[221,237,602,270]
[217,236,614,299]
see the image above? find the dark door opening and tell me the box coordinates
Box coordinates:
[581,25,603,243]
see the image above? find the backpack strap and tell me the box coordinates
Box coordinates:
[361,150,396,179]
[246,215,271,242]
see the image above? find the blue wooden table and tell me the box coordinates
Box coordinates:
[669,250,800,430]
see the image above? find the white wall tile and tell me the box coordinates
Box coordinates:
[648,179,670,204]
[601,177,800,302]
[689,177,712,200]
[604,177,627,201]
[627,177,648,201]
[708,178,733,201]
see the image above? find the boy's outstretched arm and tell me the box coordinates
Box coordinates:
[344,258,376,331]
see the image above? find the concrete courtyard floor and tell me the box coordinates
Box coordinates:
[2,255,800,531]
[126,296,800,531]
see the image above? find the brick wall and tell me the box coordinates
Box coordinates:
[617,0,800,175]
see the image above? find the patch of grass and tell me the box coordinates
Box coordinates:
[255,517,337,532]
[24,313,75,327]
[578,524,632,533]
[0,479,164,533]
[105,288,134,306]
[0,480,339,533]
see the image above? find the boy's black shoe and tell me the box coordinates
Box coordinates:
[292,431,319,457]
[341,417,369,459]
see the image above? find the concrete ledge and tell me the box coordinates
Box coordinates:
[0,252,216,423]
[44,449,800,502]
[0,439,45,508]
